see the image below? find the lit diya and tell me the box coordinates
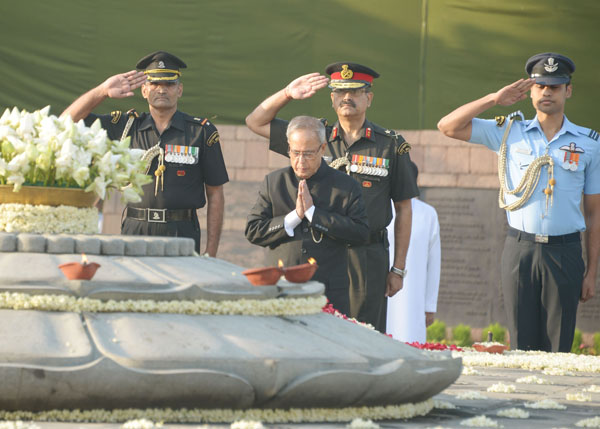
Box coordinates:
[283,257,318,283]
[242,260,283,286]
[58,253,101,281]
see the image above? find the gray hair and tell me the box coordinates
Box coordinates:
[286,116,326,145]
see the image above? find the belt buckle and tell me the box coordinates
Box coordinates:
[535,234,548,243]
[147,209,167,223]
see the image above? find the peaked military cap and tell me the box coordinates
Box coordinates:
[525,53,575,85]
[136,51,187,83]
[325,62,380,90]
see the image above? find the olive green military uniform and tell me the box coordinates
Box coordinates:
[85,110,229,252]
[269,119,419,331]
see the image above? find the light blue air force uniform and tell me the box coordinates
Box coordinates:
[470,115,600,235]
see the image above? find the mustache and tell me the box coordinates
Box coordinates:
[340,100,356,107]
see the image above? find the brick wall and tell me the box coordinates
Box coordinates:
[101,127,500,234]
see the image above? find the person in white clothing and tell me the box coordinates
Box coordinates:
[386,164,441,343]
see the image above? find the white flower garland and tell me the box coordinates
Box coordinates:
[496,408,529,419]
[566,392,592,402]
[455,350,600,374]
[0,203,98,234]
[576,416,600,428]
[515,375,552,385]
[486,383,516,393]
[0,400,434,424]
[0,292,327,316]
[459,415,500,427]
[523,399,566,410]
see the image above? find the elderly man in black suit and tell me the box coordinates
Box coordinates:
[245,116,369,314]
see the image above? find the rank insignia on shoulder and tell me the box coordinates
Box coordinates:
[589,129,599,141]
[126,109,139,118]
[110,110,122,124]
[207,131,220,147]
[495,116,506,127]
[397,141,411,155]
[319,118,328,127]
[365,127,372,139]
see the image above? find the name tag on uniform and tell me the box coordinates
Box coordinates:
[514,147,532,155]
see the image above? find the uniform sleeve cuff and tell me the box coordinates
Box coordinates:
[305,205,315,222]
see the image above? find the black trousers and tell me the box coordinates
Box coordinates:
[121,214,201,253]
[501,233,584,352]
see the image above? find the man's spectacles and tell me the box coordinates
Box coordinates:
[288,149,321,160]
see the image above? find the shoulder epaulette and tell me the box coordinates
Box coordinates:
[126,109,139,118]
[589,129,599,141]
[110,110,122,124]
[319,118,328,127]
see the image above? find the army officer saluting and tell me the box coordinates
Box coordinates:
[62,51,228,256]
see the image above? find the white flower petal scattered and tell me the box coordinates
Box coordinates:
[462,366,482,376]
[523,399,566,410]
[433,400,456,409]
[576,416,600,427]
[459,415,500,427]
[496,408,529,419]
[486,383,516,393]
[456,391,488,400]
[454,349,600,374]
[346,418,380,428]
[566,392,592,402]
[584,385,600,393]
[515,375,552,385]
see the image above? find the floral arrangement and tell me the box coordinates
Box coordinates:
[406,341,463,352]
[0,106,150,202]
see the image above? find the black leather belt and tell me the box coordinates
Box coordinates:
[126,207,195,223]
[368,230,386,244]
[507,227,580,244]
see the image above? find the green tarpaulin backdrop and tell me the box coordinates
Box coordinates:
[1,0,598,129]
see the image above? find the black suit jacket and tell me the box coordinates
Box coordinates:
[245,161,369,313]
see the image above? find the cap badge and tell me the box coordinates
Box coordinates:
[158,61,165,69]
[544,58,558,73]
[341,64,353,80]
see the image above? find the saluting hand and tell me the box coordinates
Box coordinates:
[102,70,147,99]
[285,73,329,100]
[493,78,535,106]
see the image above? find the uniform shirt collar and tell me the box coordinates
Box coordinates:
[524,114,578,138]
[138,110,185,132]
[328,119,376,143]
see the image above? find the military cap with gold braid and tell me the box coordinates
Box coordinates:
[136,51,187,83]
[325,62,380,90]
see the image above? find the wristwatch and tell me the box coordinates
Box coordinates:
[390,266,407,278]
